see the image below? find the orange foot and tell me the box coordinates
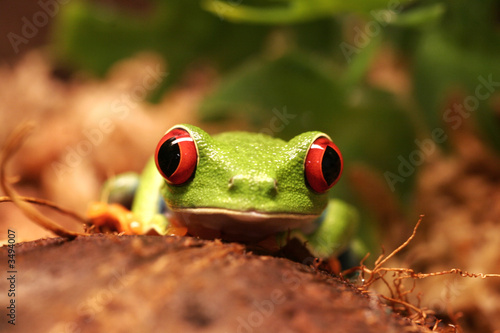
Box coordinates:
[86,202,144,235]
[87,202,188,236]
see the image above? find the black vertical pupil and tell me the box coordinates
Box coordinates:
[322,146,341,185]
[158,137,181,177]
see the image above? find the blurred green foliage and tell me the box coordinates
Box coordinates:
[51,0,500,237]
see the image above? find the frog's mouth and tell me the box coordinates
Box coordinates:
[170,207,319,242]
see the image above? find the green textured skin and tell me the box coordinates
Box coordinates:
[161,124,329,215]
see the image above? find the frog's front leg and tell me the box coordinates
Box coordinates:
[281,199,359,261]
[129,157,170,235]
[87,158,186,236]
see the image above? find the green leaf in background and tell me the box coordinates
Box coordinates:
[202,0,415,24]
[51,0,270,95]
[199,52,345,134]
[53,1,157,76]
[388,2,445,27]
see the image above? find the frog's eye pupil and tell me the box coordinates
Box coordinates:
[158,137,181,178]
[322,145,342,186]
[304,136,343,193]
[155,128,197,185]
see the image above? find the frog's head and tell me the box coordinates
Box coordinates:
[154,124,343,241]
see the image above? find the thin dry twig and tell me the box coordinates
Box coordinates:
[0,123,87,239]
[0,196,87,224]
[372,215,424,273]
[379,294,429,319]
[341,215,500,331]
[369,267,500,280]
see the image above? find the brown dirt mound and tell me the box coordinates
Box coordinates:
[0,234,429,333]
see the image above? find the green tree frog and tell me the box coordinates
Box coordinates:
[91,124,358,259]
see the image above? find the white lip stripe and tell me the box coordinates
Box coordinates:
[171,207,319,220]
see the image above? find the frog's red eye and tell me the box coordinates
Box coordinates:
[155,128,197,185]
[304,136,343,193]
